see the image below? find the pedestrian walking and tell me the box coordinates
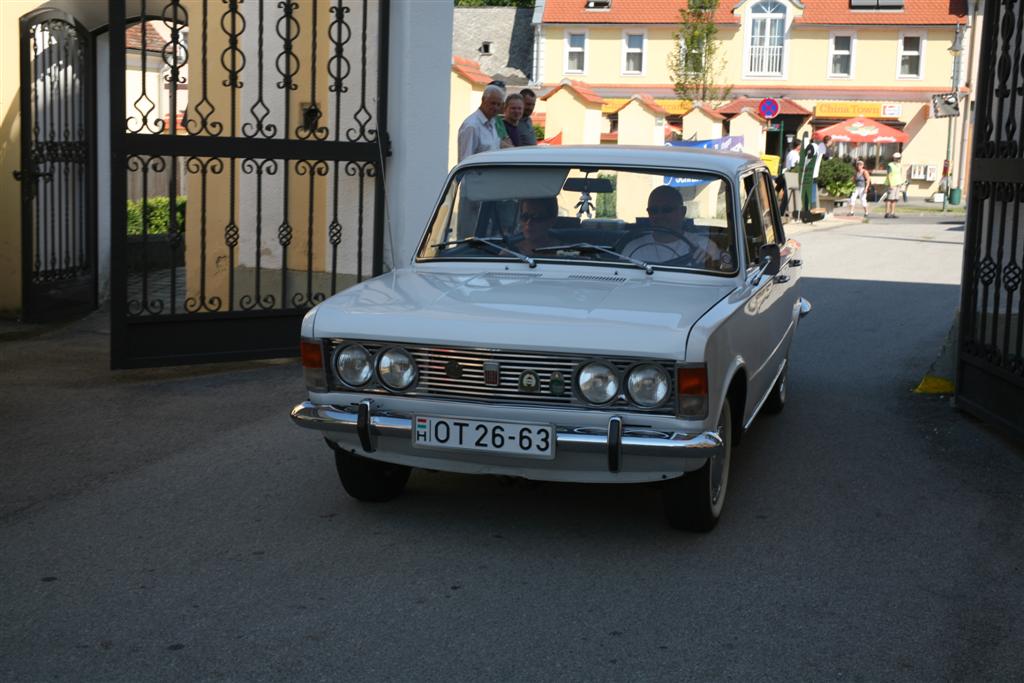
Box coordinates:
[848,159,871,217]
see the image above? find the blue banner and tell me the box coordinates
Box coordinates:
[663,136,745,187]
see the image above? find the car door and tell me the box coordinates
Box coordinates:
[751,169,799,403]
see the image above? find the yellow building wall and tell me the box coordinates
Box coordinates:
[543,89,599,146]
[616,101,663,220]
[448,74,484,171]
[728,111,766,156]
[681,109,723,141]
[542,21,961,92]
[0,0,95,315]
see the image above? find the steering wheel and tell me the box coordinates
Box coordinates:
[615,227,701,267]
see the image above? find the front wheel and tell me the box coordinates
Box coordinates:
[331,444,411,502]
[663,401,732,532]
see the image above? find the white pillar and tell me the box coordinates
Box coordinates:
[385,0,454,269]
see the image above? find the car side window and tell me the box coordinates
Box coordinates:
[741,174,766,267]
[755,170,782,245]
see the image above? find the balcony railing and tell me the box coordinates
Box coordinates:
[748,45,783,76]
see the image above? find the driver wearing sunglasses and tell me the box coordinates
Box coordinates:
[620,185,721,267]
[515,197,560,255]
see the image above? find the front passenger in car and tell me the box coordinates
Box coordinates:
[619,186,722,268]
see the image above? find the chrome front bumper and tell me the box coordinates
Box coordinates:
[290,399,723,483]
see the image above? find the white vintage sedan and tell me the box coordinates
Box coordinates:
[292,146,810,531]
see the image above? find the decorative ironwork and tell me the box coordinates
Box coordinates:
[956,0,1024,438]
[19,9,97,322]
[111,0,389,367]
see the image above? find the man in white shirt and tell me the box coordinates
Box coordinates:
[457,85,504,162]
[784,141,801,171]
[620,186,723,268]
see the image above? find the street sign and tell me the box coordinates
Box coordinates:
[932,92,960,118]
[758,97,780,120]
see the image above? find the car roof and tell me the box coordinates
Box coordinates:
[456,145,765,176]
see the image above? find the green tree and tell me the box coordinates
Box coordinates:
[668,0,732,108]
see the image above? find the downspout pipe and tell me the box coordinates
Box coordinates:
[956,0,978,194]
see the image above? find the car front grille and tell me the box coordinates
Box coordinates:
[325,340,677,414]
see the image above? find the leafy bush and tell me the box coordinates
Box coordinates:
[596,174,617,218]
[533,125,544,142]
[126,196,186,236]
[818,157,855,198]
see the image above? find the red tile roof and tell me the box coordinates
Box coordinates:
[452,56,492,86]
[716,97,812,116]
[794,0,966,25]
[611,94,669,116]
[543,0,738,24]
[125,21,165,50]
[543,0,965,26]
[690,103,726,121]
[540,79,606,106]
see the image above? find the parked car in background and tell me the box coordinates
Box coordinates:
[292,146,811,531]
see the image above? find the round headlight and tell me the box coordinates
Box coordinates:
[335,344,372,387]
[627,364,670,407]
[378,348,417,390]
[577,361,619,404]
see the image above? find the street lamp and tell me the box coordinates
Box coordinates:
[942,23,964,212]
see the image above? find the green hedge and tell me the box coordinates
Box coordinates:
[126,196,186,236]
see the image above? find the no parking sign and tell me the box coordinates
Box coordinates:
[758,97,780,120]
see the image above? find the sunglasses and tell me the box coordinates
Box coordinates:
[519,212,552,222]
[647,205,680,215]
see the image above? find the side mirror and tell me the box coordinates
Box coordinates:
[758,243,781,276]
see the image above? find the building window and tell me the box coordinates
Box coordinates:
[479,41,492,55]
[623,31,645,74]
[829,32,854,77]
[747,1,786,76]
[565,31,586,73]
[898,32,924,78]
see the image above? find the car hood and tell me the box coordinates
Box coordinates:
[312,268,734,358]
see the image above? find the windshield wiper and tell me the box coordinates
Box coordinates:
[431,236,536,268]
[533,242,653,275]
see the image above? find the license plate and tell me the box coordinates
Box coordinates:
[413,416,554,459]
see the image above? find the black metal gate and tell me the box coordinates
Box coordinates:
[109,0,389,368]
[956,0,1024,439]
[17,9,97,323]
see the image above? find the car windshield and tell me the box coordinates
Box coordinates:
[417,165,738,275]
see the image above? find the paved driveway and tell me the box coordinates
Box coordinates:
[1,217,1021,681]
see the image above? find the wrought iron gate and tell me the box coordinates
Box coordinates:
[17,9,97,322]
[109,0,389,368]
[956,0,1024,439]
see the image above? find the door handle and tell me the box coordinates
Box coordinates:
[13,169,52,182]
[790,259,802,267]
[774,274,790,283]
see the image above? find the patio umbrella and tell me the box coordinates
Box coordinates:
[812,116,909,144]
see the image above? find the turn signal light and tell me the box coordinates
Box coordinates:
[300,340,323,368]
[677,365,708,419]
[301,339,327,391]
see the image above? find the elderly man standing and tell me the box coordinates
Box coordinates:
[457,84,504,162]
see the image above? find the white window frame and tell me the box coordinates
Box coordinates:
[743,0,789,79]
[621,29,646,75]
[897,30,926,80]
[564,28,588,75]
[828,31,856,78]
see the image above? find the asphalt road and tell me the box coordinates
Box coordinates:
[2,216,1022,681]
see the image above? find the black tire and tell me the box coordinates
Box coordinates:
[763,362,787,415]
[331,445,410,502]
[663,401,732,532]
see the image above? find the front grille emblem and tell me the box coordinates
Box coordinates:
[519,370,539,393]
[483,361,500,386]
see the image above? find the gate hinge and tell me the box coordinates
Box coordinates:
[383,131,393,158]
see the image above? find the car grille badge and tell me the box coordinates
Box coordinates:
[483,361,500,386]
[519,370,539,393]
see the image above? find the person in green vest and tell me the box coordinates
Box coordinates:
[884,152,904,218]
[797,134,823,223]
